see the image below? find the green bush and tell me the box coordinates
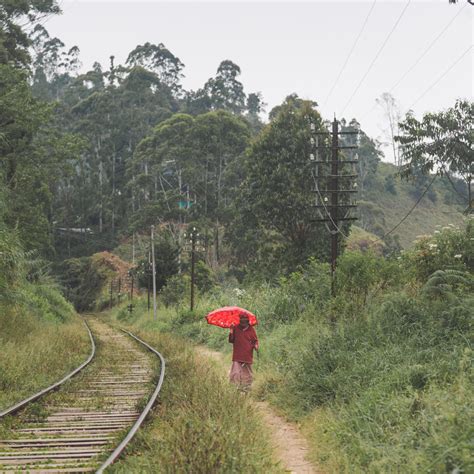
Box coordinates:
[403,220,473,281]
[160,274,190,308]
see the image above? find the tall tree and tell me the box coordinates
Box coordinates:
[29,24,80,100]
[376,92,402,167]
[0,0,60,67]
[187,60,247,115]
[126,42,184,95]
[229,95,332,274]
[396,99,473,212]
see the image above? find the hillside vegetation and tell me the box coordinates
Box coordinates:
[110,220,473,473]
[356,162,465,249]
[0,227,90,410]
[102,314,282,473]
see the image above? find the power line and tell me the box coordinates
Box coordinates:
[322,0,377,108]
[390,3,468,94]
[311,171,350,239]
[360,2,468,121]
[370,174,437,246]
[408,45,473,110]
[340,0,411,117]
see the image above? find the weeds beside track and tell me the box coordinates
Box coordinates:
[0,319,164,473]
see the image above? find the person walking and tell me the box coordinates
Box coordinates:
[228,313,259,391]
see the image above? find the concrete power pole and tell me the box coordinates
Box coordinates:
[151,225,157,321]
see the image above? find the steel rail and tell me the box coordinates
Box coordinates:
[96,329,166,473]
[0,320,96,419]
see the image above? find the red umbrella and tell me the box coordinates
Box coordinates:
[206,306,258,328]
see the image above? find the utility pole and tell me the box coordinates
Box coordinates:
[190,228,197,312]
[109,279,114,308]
[151,225,157,321]
[147,251,151,312]
[132,232,136,265]
[330,119,339,296]
[311,117,359,296]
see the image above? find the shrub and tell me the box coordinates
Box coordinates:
[160,274,190,308]
[403,220,473,281]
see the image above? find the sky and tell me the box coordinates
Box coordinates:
[44,0,473,162]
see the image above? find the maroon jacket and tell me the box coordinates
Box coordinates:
[229,325,258,364]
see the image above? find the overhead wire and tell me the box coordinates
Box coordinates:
[360,2,468,121]
[322,0,377,108]
[310,169,350,239]
[368,174,437,246]
[408,44,473,110]
[340,0,412,117]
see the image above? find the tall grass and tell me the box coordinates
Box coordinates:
[0,226,90,410]
[0,306,90,410]
[120,223,473,472]
[106,312,282,473]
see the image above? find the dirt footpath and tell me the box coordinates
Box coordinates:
[195,346,320,474]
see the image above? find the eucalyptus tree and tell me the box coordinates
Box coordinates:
[0,0,60,67]
[65,56,177,244]
[190,110,250,261]
[186,60,248,116]
[29,24,81,101]
[130,113,195,230]
[376,92,402,167]
[126,42,184,96]
[131,110,250,262]
[245,92,266,132]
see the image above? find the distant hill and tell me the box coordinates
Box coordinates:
[352,162,466,249]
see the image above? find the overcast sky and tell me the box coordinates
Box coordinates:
[45,0,473,162]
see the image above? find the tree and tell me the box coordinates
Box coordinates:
[396,99,473,212]
[229,96,332,275]
[30,24,81,100]
[376,92,402,167]
[245,92,266,132]
[0,0,60,67]
[132,111,250,264]
[187,60,247,115]
[126,42,184,95]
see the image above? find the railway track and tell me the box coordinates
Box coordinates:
[0,319,165,473]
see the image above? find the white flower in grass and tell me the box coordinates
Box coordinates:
[428,244,438,250]
[454,254,462,259]
[434,230,440,234]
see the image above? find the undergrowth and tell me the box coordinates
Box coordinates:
[110,220,473,473]
[106,316,282,473]
[0,226,90,410]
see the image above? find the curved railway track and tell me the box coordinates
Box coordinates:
[0,319,165,473]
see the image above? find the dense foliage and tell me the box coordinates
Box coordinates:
[0,3,472,472]
[124,220,473,472]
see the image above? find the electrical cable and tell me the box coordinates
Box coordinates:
[340,0,411,117]
[360,2,468,121]
[322,0,377,108]
[311,170,351,239]
[408,44,472,110]
[368,174,437,246]
[390,3,468,95]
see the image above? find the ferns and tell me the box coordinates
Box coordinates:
[422,269,473,300]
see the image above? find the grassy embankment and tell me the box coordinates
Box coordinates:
[0,228,90,411]
[102,311,282,473]
[359,162,465,248]
[113,220,473,473]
